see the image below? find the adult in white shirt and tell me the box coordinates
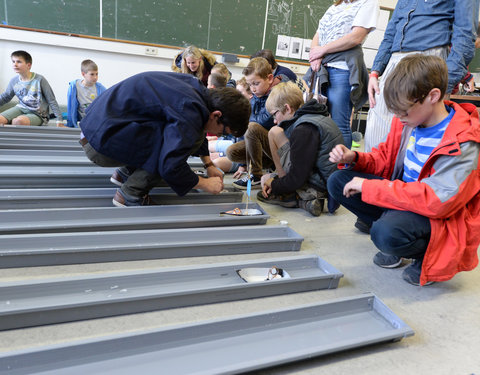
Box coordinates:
[309,0,379,148]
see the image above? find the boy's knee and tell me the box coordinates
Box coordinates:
[327,170,347,199]
[11,116,30,125]
[370,220,401,254]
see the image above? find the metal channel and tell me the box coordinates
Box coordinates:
[0,255,338,330]
[0,125,81,135]
[0,224,297,268]
[0,203,269,234]
[0,294,414,374]
[0,188,244,209]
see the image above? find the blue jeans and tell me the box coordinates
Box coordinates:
[323,67,353,148]
[327,169,431,259]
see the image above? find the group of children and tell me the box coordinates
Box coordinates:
[0,50,104,128]
[1,47,479,287]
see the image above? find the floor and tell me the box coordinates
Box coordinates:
[0,173,479,374]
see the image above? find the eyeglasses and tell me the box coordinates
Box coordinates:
[271,109,281,119]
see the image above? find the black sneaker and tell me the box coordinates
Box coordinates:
[355,218,371,234]
[373,252,403,268]
[110,168,130,187]
[402,259,435,286]
[327,194,340,214]
[112,189,155,207]
[298,198,324,217]
[256,190,298,208]
[232,174,261,190]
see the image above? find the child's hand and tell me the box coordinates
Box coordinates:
[261,174,274,198]
[56,121,67,128]
[343,177,365,197]
[233,165,246,179]
[329,144,355,164]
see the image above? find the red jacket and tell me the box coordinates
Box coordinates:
[356,101,480,285]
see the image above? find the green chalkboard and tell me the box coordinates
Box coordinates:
[469,48,480,73]
[263,0,330,57]
[1,0,330,58]
[3,0,100,36]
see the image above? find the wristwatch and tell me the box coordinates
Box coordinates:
[203,161,215,169]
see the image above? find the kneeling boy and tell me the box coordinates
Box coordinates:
[327,55,480,286]
[259,82,344,216]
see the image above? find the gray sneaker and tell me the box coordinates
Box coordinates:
[298,198,324,217]
[402,259,435,286]
[373,252,403,268]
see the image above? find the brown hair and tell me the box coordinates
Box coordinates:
[209,87,251,137]
[384,54,448,115]
[208,72,227,88]
[211,63,231,79]
[250,49,277,70]
[81,59,98,73]
[242,57,272,79]
[11,50,32,64]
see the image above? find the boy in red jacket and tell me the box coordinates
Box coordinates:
[328,54,480,286]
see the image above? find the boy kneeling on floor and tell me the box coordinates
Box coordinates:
[259,81,344,216]
[327,54,480,286]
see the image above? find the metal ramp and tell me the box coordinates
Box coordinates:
[0,255,340,330]
[0,137,83,150]
[0,165,116,188]
[0,124,81,135]
[0,293,414,374]
[0,203,269,234]
[0,188,243,209]
[0,225,301,267]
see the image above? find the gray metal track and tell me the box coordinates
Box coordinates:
[0,293,414,374]
[0,224,298,267]
[0,137,83,150]
[0,203,269,234]
[0,124,81,135]
[0,165,116,188]
[0,131,80,141]
[0,255,337,330]
[0,188,243,209]
[0,149,87,158]
[0,154,94,167]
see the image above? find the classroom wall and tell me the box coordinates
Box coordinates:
[0,0,397,108]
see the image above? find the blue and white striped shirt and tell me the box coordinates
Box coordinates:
[402,106,455,182]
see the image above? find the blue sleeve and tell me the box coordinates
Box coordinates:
[446,0,478,92]
[97,82,107,95]
[371,6,400,74]
[66,80,78,127]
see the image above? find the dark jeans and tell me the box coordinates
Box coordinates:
[327,169,431,259]
[82,141,163,197]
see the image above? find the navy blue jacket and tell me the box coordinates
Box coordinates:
[80,72,211,196]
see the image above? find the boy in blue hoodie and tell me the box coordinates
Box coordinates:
[67,59,106,127]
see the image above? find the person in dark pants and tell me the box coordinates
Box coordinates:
[79,71,250,206]
[327,55,480,286]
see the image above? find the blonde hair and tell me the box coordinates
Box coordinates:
[266,81,304,114]
[211,63,231,79]
[242,57,272,79]
[81,59,98,74]
[181,45,205,81]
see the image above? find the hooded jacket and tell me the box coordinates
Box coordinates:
[66,80,106,128]
[271,99,344,194]
[353,101,480,285]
